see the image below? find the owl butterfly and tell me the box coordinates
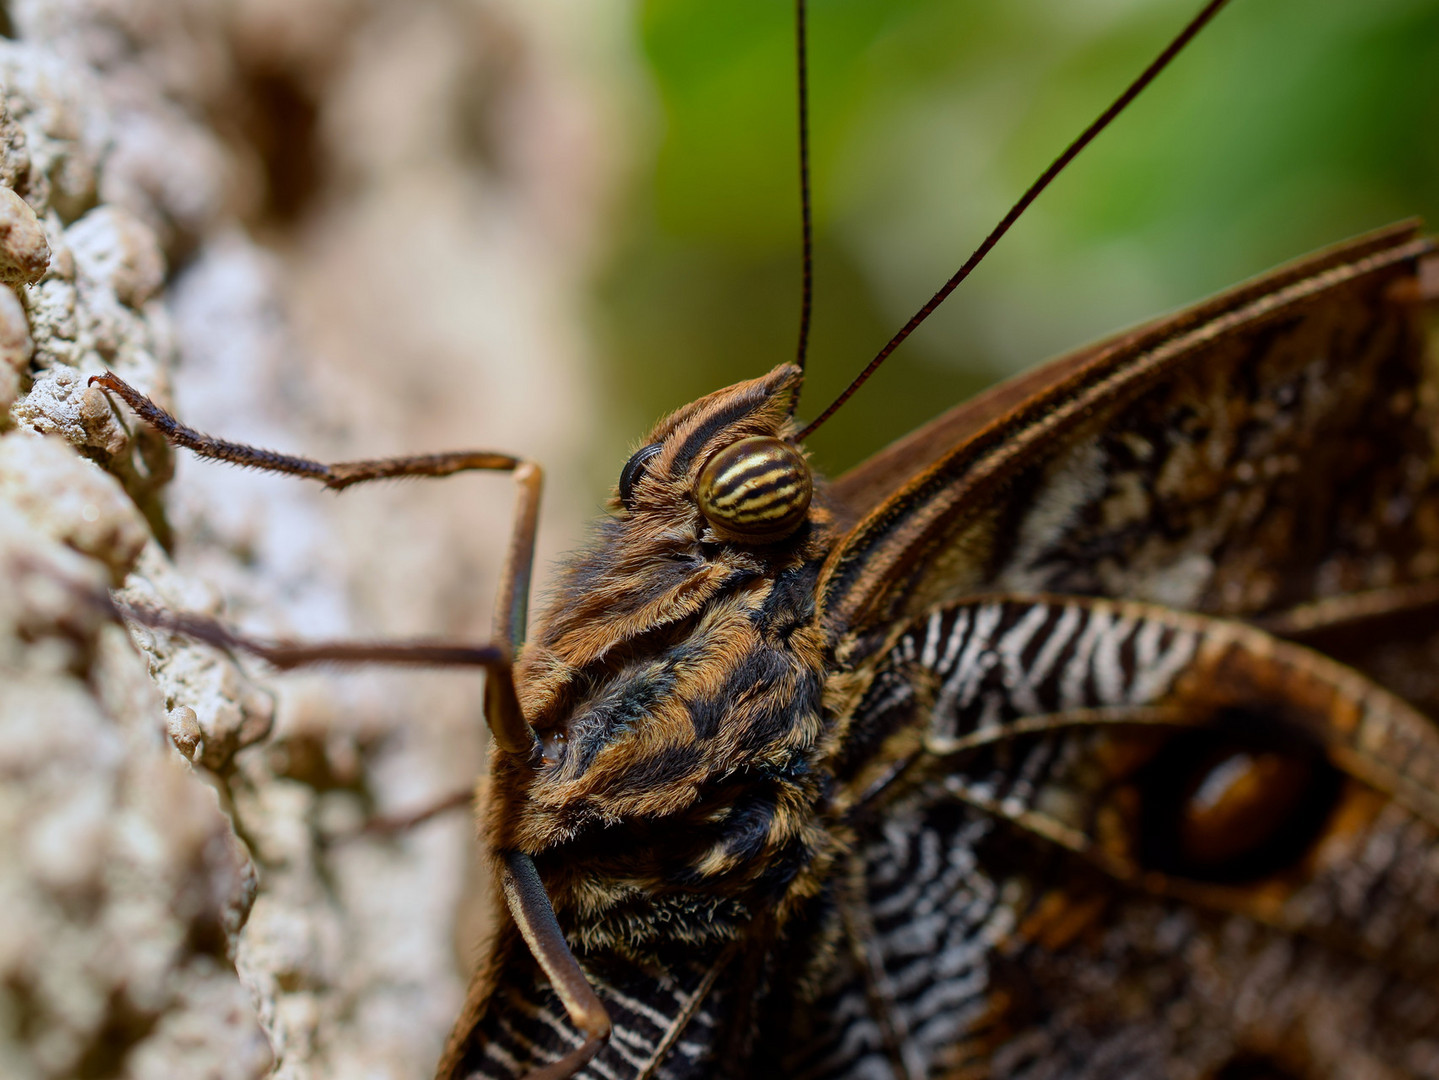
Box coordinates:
[91,0,1439,1078]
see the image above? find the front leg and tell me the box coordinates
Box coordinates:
[91,369,544,757]
[89,371,522,490]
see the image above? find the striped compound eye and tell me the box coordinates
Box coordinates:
[695,437,812,542]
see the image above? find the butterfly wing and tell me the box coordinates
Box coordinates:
[786,597,1439,1079]
[819,223,1439,653]
[799,223,1439,1078]
[439,930,741,1080]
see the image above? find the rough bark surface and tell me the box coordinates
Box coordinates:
[0,2,612,1077]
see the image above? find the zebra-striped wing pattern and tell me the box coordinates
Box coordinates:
[789,597,1439,1079]
[445,931,738,1080]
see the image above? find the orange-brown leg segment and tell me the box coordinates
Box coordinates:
[485,461,543,755]
[359,788,478,836]
[90,372,520,489]
[92,369,542,759]
[502,851,613,1080]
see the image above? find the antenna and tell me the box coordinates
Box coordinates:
[792,0,815,401]
[794,0,1233,443]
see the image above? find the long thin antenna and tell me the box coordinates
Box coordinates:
[794,0,1233,442]
[792,0,815,397]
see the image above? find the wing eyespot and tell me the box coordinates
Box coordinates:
[695,436,812,543]
[1136,725,1341,884]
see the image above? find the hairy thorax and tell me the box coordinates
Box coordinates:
[485,366,846,955]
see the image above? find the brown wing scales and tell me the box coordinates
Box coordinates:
[795,787,1439,1080]
[784,596,1439,1079]
[821,227,1439,642]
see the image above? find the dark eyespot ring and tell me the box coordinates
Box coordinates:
[1136,725,1340,884]
[695,436,812,542]
[619,443,663,510]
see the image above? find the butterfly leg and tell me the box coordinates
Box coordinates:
[501,851,612,1080]
[354,787,478,836]
[91,369,543,756]
[89,370,525,489]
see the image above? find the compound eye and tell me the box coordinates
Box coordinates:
[619,443,663,510]
[695,436,812,542]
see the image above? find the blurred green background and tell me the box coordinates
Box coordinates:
[591,0,1439,487]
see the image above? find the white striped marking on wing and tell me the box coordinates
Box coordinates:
[1127,617,1198,704]
[935,604,1003,726]
[1000,733,1061,818]
[939,608,970,675]
[910,989,994,1066]
[1093,611,1138,705]
[895,877,1002,987]
[921,609,944,669]
[1058,605,1110,710]
[480,1028,526,1072]
[493,1014,563,1069]
[590,975,676,1033]
[1022,603,1085,710]
[994,602,1054,706]
[868,677,915,719]
[811,1015,890,1080]
[910,964,989,1029]
[956,605,1005,711]
[585,1051,629,1080]
[871,820,943,919]
[532,1004,585,1048]
[604,1023,656,1067]
[901,633,917,662]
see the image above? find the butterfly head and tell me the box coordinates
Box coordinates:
[613,363,814,544]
